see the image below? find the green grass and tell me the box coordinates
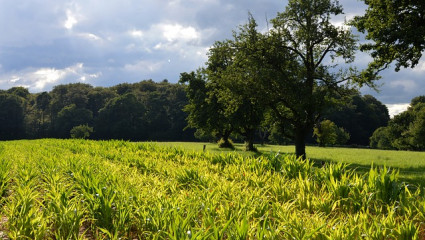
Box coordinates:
[158,142,425,186]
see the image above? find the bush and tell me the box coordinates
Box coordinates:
[70,125,93,139]
[369,127,393,149]
[313,120,350,147]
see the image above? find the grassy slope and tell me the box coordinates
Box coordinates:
[158,142,425,186]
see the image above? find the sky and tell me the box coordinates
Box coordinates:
[0,0,422,117]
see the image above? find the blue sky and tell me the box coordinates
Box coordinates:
[0,0,422,116]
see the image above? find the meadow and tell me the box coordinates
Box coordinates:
[0,139,424,239]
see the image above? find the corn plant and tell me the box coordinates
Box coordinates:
[43,172,85,239]
[6,179,48,239]
[0,139,423,239]
[367,166,404,205]
[0,159,11,203]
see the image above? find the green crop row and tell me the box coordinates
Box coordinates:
[0,139,423,239]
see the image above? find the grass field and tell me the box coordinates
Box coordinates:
[158,142,425,186]
[0,139,424,239]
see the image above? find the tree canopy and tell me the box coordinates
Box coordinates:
[261,0,361,158]
[353,0,425,72]
[182,0,381,156]
[0,80,196,142]
[325,93,389,146]
[370,96,425,151]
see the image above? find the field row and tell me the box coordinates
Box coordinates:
[158,142,425,185]
[0,139,424,239]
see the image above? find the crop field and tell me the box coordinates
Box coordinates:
[159,142,425,186]
[0,139,424,239]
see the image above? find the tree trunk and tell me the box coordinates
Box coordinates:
[295,127,307,159]
[258,128,268,145]
[222,129,231,143]
[41,111,45,137]
[218,129,234,149]
[244,129,257,152]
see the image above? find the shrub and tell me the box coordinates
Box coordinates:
[370,127,393,149]
[70,124,93,139]
[313,120,350,147]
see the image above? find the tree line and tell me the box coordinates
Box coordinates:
[0,80,196,142]
[370,96,425,151]
[0,79,388,148]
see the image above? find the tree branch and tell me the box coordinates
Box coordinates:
[315,40,336,69]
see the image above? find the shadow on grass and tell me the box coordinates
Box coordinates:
[208,143,264,157]
[309,157,425,189]
[204,145,425,189]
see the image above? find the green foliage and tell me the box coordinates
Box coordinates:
[410,96,425,107]
[0,159,11,203]
[370,127,393,150]
[0,93,25,140]
[314,120,350,147]
[180,70,233,143]
[7,87,30,99]
[264,0,360,157]
[96,93,145,140]
[0,80,195,142]
[353,0,425,71]
[70,124,93,139]
[206,15,266,151]
[326,93,389,146]
[182,0,371,157]
[367,166,404,204]
[371,96,425,151]
[55,104,93,138]
[43,172,84,239]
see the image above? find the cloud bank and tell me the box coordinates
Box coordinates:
[0,0,422,108]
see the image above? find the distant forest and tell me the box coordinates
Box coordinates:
[0,80,195,142]
[0,79,390,146]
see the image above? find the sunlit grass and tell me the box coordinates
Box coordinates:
[158,142,425,186]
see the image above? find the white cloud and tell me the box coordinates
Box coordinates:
[129,29,143,38]
[160,24,199,42]
[386,103,410,118]
[32,67,68,89]
[0,63,101,92]
[132,23,202,53]
[64,9,78,30]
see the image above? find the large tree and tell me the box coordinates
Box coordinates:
[205,16,266,151]
[180,70,234,147]
[262,0,361,158]
[353,0,425,72]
